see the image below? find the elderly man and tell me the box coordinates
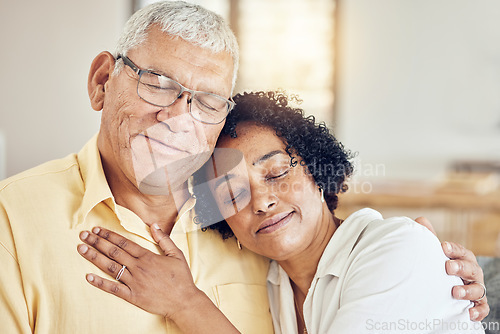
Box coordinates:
[0,1,488,334]
[0,2,270,333]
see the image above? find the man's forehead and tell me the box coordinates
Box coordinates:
[135,26,233,88]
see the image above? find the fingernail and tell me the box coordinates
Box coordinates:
[152,223,161,230]
[443,241,452,253]
[87,274,94,282]
[457,287,466,298]
[78,244,89,254]
[92,227,101,234]
[471,309,479,320]
[449,261,459,274]
[80,231,89,240]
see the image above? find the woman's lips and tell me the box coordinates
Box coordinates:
[257,211,294,234]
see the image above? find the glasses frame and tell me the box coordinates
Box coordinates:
[117,54,235,125]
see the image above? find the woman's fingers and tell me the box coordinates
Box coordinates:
[90,227,149,258]
[151,223,183,257]
[77,243,131,284]
[86,273,132,301]
[78,225,199,317]
[79,230,137,267]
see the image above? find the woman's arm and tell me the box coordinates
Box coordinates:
[77,225,240,334]
[414,216,489,321]
[328,219,484,333]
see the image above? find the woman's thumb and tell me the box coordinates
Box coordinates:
[151,223,177,255]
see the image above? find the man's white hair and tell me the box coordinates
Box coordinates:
[114,1,239,90]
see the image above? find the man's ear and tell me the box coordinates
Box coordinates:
[88,51,116,111]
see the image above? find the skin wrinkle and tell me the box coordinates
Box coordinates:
[108,262,118,274]
[141,48,230,97]
[91,237,100,248]
[108,247,120,259]
[118,238,128,249]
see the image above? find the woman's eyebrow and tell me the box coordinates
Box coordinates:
[252,150,287,166]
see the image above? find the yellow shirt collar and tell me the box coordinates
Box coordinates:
[76,134,114,227]
[75,133,198,236]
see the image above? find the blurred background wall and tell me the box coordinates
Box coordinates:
[337,0,500,182]
[0,0,130,179]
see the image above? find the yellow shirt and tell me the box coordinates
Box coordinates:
[0,135,273,334]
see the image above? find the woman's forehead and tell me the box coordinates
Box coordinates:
[218,123,283,150]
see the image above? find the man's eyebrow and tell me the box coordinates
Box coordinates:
[253,150,287,166]
[147,67,225,97]
[214,173,236,189]
[147,67,174,79]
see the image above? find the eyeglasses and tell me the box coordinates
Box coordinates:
[117,54,235,125]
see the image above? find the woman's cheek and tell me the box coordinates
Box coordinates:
[227,214,252,241]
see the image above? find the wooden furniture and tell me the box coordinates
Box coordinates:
[336,176,500,256]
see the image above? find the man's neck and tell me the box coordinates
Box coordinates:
[113,184,190,234]
[99,151,190,234]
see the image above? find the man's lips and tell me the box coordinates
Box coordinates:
[141,134,189,154]
[257,211,294,234]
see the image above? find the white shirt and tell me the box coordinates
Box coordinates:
[267,208,484,334]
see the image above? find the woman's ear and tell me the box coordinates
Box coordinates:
[88,51,116,111]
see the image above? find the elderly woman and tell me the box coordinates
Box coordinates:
[78,91,487,333]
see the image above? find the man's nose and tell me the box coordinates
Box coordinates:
[156,93,193,132]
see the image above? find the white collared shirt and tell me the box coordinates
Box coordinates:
[267,208,484,333]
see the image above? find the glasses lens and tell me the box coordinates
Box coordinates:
[191,93,230,124]
[137,73,180,107]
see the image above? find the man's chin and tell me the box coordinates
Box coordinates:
[136,167,188,196]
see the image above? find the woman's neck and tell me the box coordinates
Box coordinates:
[278,209,340,296]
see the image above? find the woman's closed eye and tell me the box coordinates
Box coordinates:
[266,168,290,181]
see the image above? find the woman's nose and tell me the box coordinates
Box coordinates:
[251,183,278,214]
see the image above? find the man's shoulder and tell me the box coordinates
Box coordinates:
[0,153,80,193]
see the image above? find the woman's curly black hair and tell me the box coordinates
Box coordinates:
[192,91,354,239]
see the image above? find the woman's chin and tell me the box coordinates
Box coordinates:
[250,234,308,262]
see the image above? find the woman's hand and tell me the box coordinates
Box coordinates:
[78,224,239,334]
[77,224,200,319]
[77,225,240,333]
[415,216,489,321]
